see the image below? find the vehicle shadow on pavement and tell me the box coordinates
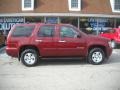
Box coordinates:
[37,50,120,66]
[37,59,87,66]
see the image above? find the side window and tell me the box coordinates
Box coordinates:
[38,26,54,37]
[12,25,35,37]
[60,26,78,38]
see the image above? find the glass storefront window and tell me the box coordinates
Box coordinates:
[116,19,120,28]
[45,17,58,24]
[25,17,44,23]
[79,18,114,35]
[60,17,78,27]
[0,17,25,35]
[79,18,92,34]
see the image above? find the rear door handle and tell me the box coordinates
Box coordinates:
[35,39,42,42]
[58,40,66,42]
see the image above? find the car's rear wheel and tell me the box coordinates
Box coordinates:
[21,49,39,67]
[87,48,105,65]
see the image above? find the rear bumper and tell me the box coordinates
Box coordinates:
[6,47,18,57]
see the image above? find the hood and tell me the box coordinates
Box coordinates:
[87,35,110,42]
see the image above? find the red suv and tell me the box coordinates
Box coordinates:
[6,23,112,66]
[100,28,120,48]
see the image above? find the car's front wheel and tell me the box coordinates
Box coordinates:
[21,49,39,67]
[87,48,105,65]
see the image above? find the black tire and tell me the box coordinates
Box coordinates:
[87,48,105,65]
[20,49,39,67]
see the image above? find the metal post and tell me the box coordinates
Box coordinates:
[44,17,46,23]
[96,18,99,35]
[78,17,80,29]
[114,18,116,28]
[3,17,6,36]
[58,17,60,24]
[24,17,25,23]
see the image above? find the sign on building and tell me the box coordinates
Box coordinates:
[0,17,25,31]
[46,17,58,24]
[88,18,108,31]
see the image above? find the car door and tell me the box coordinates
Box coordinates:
[56,25,86,57]
[36,25,57,57]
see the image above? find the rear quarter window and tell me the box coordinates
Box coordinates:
[11,25,35,37]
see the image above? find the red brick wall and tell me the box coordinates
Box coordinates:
[0,0,119,15]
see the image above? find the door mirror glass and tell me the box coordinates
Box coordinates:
[77,34,81,38]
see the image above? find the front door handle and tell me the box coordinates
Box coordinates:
[58,40,66,42]
[35,39,42,42]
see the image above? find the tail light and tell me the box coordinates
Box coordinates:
[7,42,17,48]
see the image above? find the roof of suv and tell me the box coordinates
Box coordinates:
[15,23,73,27]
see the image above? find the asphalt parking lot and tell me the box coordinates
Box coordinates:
[0,47,120,90]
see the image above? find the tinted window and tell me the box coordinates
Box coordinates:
[12,25,35,37]
[60,26,78,38]
[38,26,54,37]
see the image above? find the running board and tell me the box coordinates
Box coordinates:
[40,57,85,60]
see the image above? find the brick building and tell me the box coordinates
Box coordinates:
[0,0,120,35]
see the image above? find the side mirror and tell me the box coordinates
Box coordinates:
[77,34,81,38]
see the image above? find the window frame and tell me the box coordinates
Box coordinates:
[68,0,81,11]
[22,0,34,11]
[37,25,55,37]
[110,0,120,13]
[60,26,79,38]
